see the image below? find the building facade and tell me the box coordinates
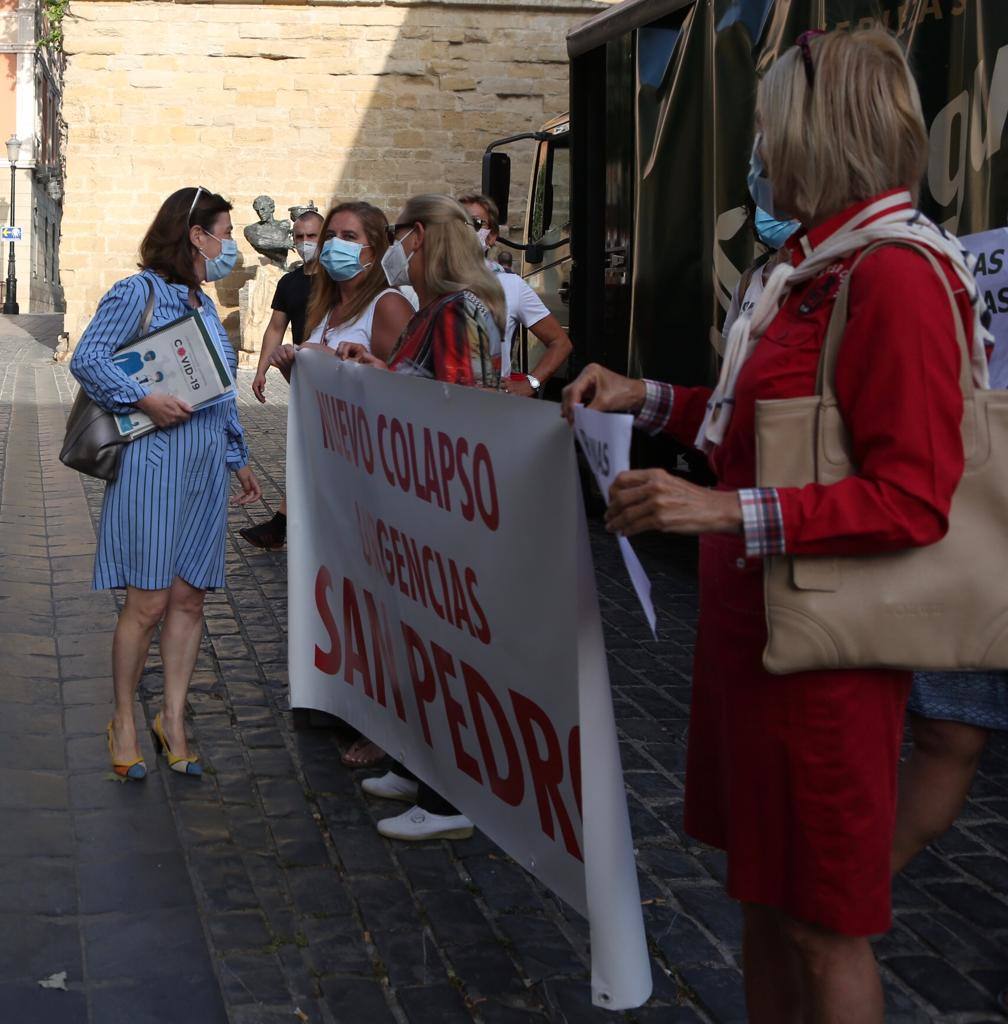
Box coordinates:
[0,0,63,313]
[59,0,611,346]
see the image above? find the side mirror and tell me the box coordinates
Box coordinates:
[481,151,511,225]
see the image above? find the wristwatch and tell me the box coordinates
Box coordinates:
[526,374,541,394]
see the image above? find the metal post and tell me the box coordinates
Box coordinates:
[2,159,16,314]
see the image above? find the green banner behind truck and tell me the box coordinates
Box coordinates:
[567,0,1008,391]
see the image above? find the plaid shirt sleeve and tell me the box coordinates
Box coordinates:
[738,488,787,557]
[634,380,675,435]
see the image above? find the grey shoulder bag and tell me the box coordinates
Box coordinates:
[60,275,156,482]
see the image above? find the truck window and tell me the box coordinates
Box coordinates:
[529,134,571,245]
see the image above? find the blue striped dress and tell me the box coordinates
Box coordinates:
[70,270,249,591]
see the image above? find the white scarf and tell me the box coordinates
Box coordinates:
[696,191,993,453]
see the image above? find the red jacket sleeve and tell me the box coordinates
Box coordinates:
[777,247,966,556]
[638,384,712,448]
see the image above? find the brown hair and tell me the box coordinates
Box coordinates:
[758,27,928,224]
[457,192,500,232]
[399,194,505,331]
[139,186,232,288]
[304,202,393,337]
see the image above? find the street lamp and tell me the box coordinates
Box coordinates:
[2,135,19,314]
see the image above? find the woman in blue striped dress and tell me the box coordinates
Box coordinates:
[70,186,261,780]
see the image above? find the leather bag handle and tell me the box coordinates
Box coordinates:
[815,241,971,404]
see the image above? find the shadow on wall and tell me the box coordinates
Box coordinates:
[59,0,595,345]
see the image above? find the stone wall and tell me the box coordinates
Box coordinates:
[60,0,611,350]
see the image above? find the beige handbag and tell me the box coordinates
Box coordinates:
[755,241,1008,674]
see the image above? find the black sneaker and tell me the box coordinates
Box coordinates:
[239,512,286,550]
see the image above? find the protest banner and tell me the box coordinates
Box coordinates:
[961,226,1008,387]
[285,350,652,1009]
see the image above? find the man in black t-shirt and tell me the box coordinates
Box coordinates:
[241,208,323,550]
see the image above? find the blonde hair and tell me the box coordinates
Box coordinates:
[757,27,928,224]
[305,202,392,337]
[399,194,506,330]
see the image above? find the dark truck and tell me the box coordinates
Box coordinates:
[483,0,1007,406]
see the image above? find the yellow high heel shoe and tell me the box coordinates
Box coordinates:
[151,713,202,777]
[107,722,147,781]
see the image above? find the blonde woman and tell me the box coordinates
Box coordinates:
[562,28,987,1022]
[338,194,505,841]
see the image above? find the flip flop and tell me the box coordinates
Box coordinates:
[341,737,387,767]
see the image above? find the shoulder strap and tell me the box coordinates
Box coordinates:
[816,241,970,404]
[136,272,156,339]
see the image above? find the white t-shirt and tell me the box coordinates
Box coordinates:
[488,261,551,375]
[304,288,412,351]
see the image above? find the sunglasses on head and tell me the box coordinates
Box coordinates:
[384,222,417,245]
[187,185,211,226]
[796,29,825,88]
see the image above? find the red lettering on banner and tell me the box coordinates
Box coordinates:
[462,662,524,806]
[371,416,500,529]
[422,428,445,510]
[377,415,395,486]
[317,393,338,452]
[473,443,499,530]
[402,534,428,607]
[449,561,474,638]
[362,589,407,722]
[342,578,374,698]
[510,690,583,862]
[422,546,446,618]
[389,527,410,597]
[568,726,583,818]
[465,568,490,645]
[315,392,375,475]
[437,431,456,511]
[314,566,341,674]
[457,437,475,522]
[432,643,483,784]
[401,623,436,746]
[355,505,492,647]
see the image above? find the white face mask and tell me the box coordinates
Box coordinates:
[296,240,318,263]
[477,227,491,253]
[381,228,415,288]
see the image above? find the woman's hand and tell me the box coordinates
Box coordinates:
[335,342,388,369]
[135,393,192,429]
[561,363,648,424]
[231,466,262,507]
[606,469,743,537]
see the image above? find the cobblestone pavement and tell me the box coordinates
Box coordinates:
[2,322,1006,1023]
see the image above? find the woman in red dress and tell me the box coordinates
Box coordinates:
[563,28,990,1023]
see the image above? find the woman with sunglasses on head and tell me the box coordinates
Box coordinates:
[334,193,505,840]
[562,29,988,1021]
[71,186,261,781]
[268,200,414,769]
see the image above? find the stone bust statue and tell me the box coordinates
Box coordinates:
[243,195,292,268]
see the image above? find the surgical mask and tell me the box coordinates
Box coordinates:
[381,228,414,288]
[319,237,371,281]
[296,240,318,263]
[754,207,799,249]
[747,133,790,223]
[200,232,238,282]
[477,227,491,253]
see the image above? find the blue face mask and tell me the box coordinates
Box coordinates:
[754,207,800,249]
[747,133,792,223]
[320,237,371,282]
[200,233,238,282]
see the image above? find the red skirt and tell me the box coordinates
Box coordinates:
[683,533,910,936]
